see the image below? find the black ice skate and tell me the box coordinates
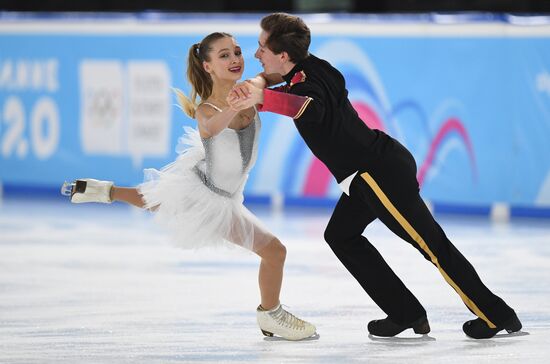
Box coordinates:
[61,179,113,204]
[368,316,430,337]
[463,313,522,339]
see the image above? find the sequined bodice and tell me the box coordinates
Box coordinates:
[194,108,260,197]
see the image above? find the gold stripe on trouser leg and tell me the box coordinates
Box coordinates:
[360,172,497,329]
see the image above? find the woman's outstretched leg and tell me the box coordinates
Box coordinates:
[111,186,146,208]
[65,178,148,209]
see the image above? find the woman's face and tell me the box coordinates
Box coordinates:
[203,37,244,81]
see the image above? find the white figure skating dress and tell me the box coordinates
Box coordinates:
[138,104,273,252]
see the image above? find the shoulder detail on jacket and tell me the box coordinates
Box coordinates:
[290,70,307,87]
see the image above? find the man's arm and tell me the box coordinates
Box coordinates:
[262,72,285,87]
[257,88,313,119]
[228,81,324,122]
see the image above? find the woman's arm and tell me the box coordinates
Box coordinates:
[195,103,239,138]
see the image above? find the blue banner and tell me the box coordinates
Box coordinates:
[1,15,550,209]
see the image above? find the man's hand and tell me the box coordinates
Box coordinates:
[227,81,264,111]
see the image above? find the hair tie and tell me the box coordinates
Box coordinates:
[192,43,201,60]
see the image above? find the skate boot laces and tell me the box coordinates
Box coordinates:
[270,305,307,331]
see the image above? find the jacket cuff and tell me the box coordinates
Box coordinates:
[257,89,312,119]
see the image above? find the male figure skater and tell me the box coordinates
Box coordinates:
[228,12,521,339]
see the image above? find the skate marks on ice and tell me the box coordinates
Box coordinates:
[1,199,549,363]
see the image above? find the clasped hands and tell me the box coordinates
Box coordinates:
[226,80,264,111]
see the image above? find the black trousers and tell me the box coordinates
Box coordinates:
[324,141,515,327]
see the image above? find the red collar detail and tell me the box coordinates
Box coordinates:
[290,70,306,87]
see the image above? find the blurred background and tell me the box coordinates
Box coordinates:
[1,0,550,12]
[1,1,550,219]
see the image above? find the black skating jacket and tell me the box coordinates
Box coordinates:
[261,54,395,183]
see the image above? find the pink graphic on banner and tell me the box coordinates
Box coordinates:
[300,82,477,197]
[352,102,386,131]
[417,117,477,187]
[302,160,331,196]
[302,101,386,196]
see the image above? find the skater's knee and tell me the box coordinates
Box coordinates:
[270,238,287,264]
[259,238,287,265]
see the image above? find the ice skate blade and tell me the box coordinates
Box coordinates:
[496,331,529,338]
[368,333,436,342]
[60,180,87,200]
[60,181,74,196]
[261,332,320,341]
[261,329,273,337]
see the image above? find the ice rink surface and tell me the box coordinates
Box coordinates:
[1,197,549,363]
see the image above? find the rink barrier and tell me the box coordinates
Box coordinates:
[2,183,550,219]
[248,194,550,220]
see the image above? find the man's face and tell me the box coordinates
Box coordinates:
[255,30,284,74]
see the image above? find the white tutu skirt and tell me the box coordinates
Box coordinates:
[138,127,274,252]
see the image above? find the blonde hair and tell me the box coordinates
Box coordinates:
[177,32,233,118]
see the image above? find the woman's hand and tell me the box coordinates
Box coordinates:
[227,82,264,111]
[228,80,253,102]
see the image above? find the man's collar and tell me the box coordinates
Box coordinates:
[282,55,309,84]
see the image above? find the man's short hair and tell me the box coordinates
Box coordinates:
[260,13,311,63]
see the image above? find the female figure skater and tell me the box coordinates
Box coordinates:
[62,32,316,341]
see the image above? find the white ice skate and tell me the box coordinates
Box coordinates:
[256,304,317,341]
[61,179,113,204]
